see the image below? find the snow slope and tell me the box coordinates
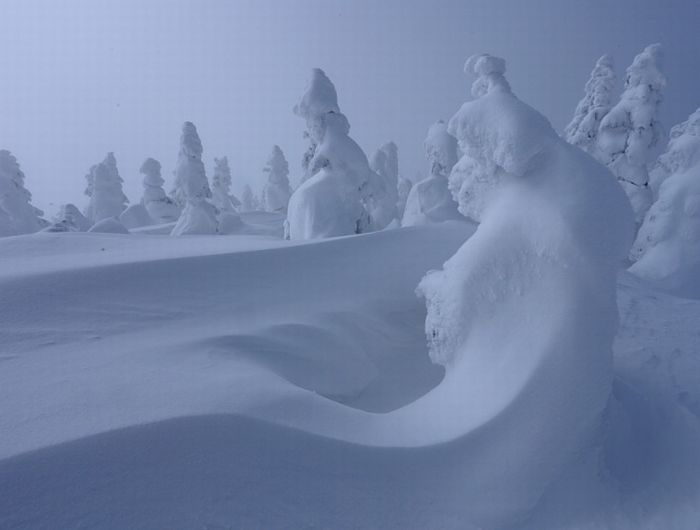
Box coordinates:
[2,223,700,529]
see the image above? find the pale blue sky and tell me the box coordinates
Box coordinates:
[2,0,699,214]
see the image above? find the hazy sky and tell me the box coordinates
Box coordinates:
[2,0,699,215]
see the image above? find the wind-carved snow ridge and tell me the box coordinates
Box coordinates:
[408,53,635,524]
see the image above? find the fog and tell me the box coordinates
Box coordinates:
[2,0,699,214]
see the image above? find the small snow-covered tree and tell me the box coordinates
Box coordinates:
[564,54,616,154]
[396,175,413,218]
[286,68,382,239]
[402,121,461,226]
[211,156,241,212]
[139,157,181,223]
[368,142,400,227]
[262,145,292,213]
[0,150,46,235]
[649,108,700,195]
[597,44,665,224]
[171,122,218,236]
[44,203,91,232]
[241,184,256,212]
[85,152,128,224]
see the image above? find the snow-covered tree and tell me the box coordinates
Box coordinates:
[564,54,616,154]
[44,203,91,232]
[396,175,413,218]
[0,149,46,235]
[139,157,181,223]
[368,142,400,227]
[402,121,461,226]
[85,152,128,225]
[630,165,700,293]
[171,122,218,236]
[262,145,292,213]
[649,108,700,195]
[286,68,382,239]
[211,156,241,212]
[597,44,665,224]
[241,184,256,212]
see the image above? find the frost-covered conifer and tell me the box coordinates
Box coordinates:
[286,68,381,239]
[139,157,181,223]
[44,203,91,232]
[649,108,700,195]
[396,175,413,218]
[171,122,218,236]
[564,54,616,154]
[241,184,256,212]
[631,166,700,291]
[597,44,665,224]
[211,156,241,212]
[262,145,292,213]
[85,152,128,224]
[402,121,461,226]
[369,142,400,227]
[0,149,46,235]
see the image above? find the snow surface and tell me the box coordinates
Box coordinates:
[3,214,700,528]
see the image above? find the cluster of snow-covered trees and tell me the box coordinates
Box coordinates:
[2,40,700,292]
[563,43,700,290]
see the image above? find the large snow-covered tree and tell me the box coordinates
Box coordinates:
[171,122,219,235]
[262,145,292,213]
[564,54,616,154]
[211,156,241,212]
[649,108,700,195]
[139,157,181,223]
[402,120,461,226]
[85,152,128,224]
[368,142,400,227]
[286,68,383,239]
[0,149,46,236]
[597,44,665,224]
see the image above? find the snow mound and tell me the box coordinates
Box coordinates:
[87,217,130,234]
[171,199,219,236]
[119,203,153,229]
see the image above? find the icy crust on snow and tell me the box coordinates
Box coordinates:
[631,166,700,295]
